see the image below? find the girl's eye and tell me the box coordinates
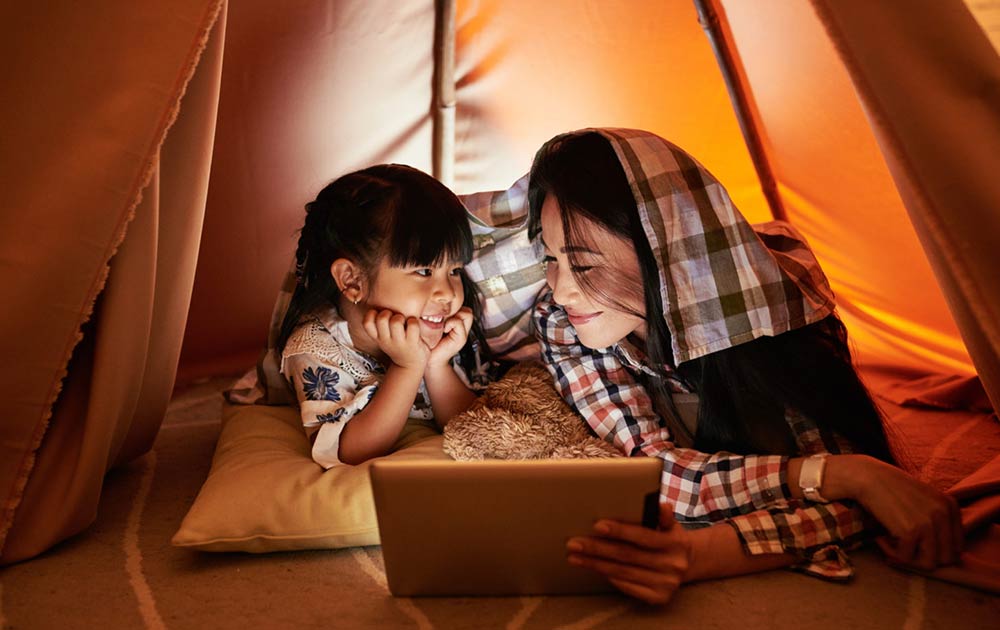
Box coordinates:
[449,267,464,276]
[414,268,432,277]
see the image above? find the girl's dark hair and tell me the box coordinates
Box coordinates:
[528,132,894,462]
[278,164,489,376]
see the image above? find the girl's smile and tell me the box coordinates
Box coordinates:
[363,259,464,349]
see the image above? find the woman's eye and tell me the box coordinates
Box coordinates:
[571,265,595,274]
[542,255,557,266]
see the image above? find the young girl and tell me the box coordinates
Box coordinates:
[277,164,491,467]
[528,129,961,604]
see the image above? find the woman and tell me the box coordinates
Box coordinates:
[529,129,961,604]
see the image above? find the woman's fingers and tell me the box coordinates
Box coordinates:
[858,458,965,569]
[607,577,677,606]
[936,495,962,565]
[568,550,683,591]
[567,535,686,571]
[593,519,673,550]
[949,494,963,560]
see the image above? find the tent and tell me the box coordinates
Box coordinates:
[1,0,999,621]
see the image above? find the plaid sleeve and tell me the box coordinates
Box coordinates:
[727,499,870,580]
[533,291,791,522]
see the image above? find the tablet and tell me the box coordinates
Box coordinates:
[370,457,662,596]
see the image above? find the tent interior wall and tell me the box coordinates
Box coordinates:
[1,0,999,603]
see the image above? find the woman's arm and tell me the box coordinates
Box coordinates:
[799,454,962,569]
[534,293,790,520]
[535,292,961,569]
[566,503,795,605]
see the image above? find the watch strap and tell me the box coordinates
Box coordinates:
[799,453,830,503]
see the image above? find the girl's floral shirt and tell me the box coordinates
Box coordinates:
[281,306,488,468]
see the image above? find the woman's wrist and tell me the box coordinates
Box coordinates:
[816,453,876,503]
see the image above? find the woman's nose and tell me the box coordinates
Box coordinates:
[549,265,578,306]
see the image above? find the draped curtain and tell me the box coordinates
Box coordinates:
[0,1,226,564]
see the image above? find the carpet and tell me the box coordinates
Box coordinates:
[1,375,998,629]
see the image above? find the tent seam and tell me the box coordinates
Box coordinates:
[0,0,227,559]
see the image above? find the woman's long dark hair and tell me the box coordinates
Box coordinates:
[528,132,894,463]
[278,164,489,377]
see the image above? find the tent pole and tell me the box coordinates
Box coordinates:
[433,0,456,187]
[693,0,787,221]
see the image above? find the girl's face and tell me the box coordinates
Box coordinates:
[365,257,465,348]
[541,195,647,349]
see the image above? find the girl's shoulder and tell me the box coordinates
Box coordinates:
[281,309,383,382]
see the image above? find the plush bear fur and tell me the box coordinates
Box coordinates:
[443,362,621,460]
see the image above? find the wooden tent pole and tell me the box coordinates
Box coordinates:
[693,0,787,221]
[433,0,456,187]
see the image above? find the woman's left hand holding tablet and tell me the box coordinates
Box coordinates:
[566,502,691,605]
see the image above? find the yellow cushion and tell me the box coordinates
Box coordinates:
[172,402,451,552]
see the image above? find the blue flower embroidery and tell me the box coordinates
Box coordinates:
[301,366,341,402]
[316,408,346,423]
[360,355,385,375]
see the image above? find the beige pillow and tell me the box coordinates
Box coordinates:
[172,402,450,552]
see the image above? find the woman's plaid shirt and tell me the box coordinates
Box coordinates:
[534,290,871,580]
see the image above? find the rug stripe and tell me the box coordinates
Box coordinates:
[124,451,167,630]
[506,596,544,630]
[555,603,631,630]
[902,575,926,630]
[350,548,434,629]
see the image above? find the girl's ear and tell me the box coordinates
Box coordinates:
[330,259,366,303]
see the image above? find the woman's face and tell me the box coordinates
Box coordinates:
[540,195,647,349]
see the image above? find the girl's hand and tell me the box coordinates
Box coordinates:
[565,502,691,606]
[427,307,474,368]
[362,309,429,371]
[833,455,962,570]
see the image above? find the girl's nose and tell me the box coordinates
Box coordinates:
[433,276,458,302]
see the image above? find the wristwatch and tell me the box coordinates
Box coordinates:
[799,453,830,503]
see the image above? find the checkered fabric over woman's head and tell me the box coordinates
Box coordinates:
[581,128,837,365]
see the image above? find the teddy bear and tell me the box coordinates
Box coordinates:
[443,361,621,460]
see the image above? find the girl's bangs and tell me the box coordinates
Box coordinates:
[385,192,473,268]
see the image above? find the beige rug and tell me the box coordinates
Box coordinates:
[1,376,998,629]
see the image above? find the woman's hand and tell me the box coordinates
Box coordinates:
[427,307,473,368]
[565,502,691,605]
[362,309,429,371]
[827,455,962,570]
